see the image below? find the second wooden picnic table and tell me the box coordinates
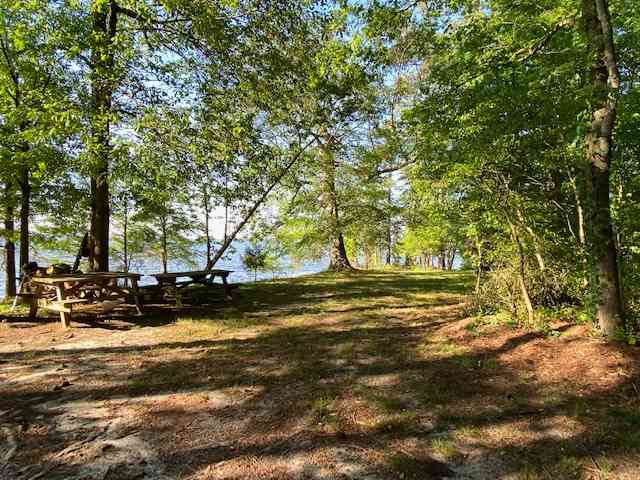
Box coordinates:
[28,272,143,328]
[151,269,234,307]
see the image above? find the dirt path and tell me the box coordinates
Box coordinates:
[1,271,639,479]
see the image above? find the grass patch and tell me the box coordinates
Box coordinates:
[174,313,261,336]
[371,411,419,434]
[430,436,457,460]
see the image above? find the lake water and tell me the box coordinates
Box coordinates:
[1,242,328,298]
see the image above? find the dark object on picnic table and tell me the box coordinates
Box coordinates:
[46,264,73,275]
[22,261,48,278]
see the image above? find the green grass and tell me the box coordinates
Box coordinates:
[9,268,640,478]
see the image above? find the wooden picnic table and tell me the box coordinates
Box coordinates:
[151,269,234,307]
[28,272,143,328]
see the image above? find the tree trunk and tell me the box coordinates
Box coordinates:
[160,216,168,274]
[329,233,352,270]
[3,184,16,299]
[438,251,446,270]
[203,188,212,268]
[508,218,534,324]
[122,201,128,273]
[321,145,352,271]
[569,173,589,287]
[447,248,456,271]
[18,166,30,275]
[327,226,351,271]
[88,0,118,272]
[475,239,483,295]
[386,188,392,265]
[515,207,546,272]
[581,0,623,335]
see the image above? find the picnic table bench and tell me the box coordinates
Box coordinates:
[26,272,143,328]
[150,269,235,307]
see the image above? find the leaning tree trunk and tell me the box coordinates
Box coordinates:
[581,0,623,336]
[322,146,352,271]
[18,166,30,274]
[516,207,546,272]
[202,186,212,269]
[3,184,16,299]
[508,218,535,324]
[88,0,118,272]
[206,138,315,270]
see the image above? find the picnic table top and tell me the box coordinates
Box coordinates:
[153,269,232,279]
[31,272,142,285]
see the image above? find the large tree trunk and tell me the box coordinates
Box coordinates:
[322,146,352,271]
[3,184,16,299]
[88,0,118,272]
[160,216,168,274]
[18,167,30,274]
[581,0,623,335]
[329,234,352,270]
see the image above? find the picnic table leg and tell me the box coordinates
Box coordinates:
[160,279,182,309]
[221,274,233,301]
[28,285,42,320]
[55,286,71,328]
[130,278,143,315]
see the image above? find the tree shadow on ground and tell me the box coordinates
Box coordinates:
[1,270,638,479]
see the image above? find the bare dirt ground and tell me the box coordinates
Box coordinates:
[1,270,639,480]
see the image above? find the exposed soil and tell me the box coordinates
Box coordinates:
[1,270,638,479]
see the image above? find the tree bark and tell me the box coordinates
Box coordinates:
[3,184,16,299]
[88,0,118,272]
[515,207,546,272]
[581,0,623,335]
[160,216,168,274]
[18,166,30,274]
[508,218,535,324]
[447,248,456,271]
[474,238,483,295]
[203,187,212,268]
[386,187,392,265]
[122,201,128,273]
[569,173,589,287]
[322,146,352,271]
